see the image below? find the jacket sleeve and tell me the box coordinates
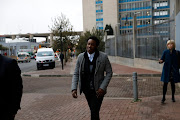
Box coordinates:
[161,50,166,61]
[11,59,23,114]
[71,56,80,91]
[99,55,113,91]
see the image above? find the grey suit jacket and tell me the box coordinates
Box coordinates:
[71,51,113,94]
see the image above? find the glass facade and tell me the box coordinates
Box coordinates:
[119,0,152,34]
[119,0,170,35]
[152,0,170,37]
[96,0,103,30]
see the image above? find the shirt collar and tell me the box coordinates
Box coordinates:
[87,52,95,58]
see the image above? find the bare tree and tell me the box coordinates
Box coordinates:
[49,13,74,62]
[50,13,74,51]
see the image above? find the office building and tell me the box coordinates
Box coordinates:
[83,0,170,35]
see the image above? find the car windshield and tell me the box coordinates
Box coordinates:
[18,54,26,57]
[37,51,53,57]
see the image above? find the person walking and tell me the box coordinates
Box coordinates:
[159,40,180,104]
[71,36,113,120]
[59,52,64,70]
[0,54,23,120]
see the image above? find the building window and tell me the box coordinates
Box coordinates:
[96,4,103,10]
[96,13,103,18]
[160,1,168,7]
[153,2,159,9]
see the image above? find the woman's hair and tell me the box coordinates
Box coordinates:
[167,40,176,49]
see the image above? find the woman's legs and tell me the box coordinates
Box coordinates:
[162,82,168,102]
[170,80,175,102]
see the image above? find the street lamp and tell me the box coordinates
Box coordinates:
[133,12,141,59]
[59,25,63,52]
[114,23,120,56]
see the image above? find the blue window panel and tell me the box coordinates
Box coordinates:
[98,27,103,30]
[122,17,133,20]
[96,10,103,13]
[153,15,170,18]
[119,6,151,12]
[157,6,170,9]
[121,26,133,29]
[119,0,142,3]
[120,25,150,29]
[96,1,103,4]
[137,24,150,28]
[121,15,152,20]
[96,18,103,21]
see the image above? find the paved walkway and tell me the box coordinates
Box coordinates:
[22,58,161,77]
[17,58,180,120]
[16,93,180,120]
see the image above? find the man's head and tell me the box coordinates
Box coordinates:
[86,36,99,54]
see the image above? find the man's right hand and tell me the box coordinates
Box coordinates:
[72,90,78,98]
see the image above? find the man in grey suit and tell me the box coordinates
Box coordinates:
[71,36,112,120]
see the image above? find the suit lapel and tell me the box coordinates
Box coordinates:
[95,54,101,75]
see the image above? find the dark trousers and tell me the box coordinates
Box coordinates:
[163,79,175,99]
[83,90,103,120]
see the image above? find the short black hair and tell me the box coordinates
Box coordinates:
[87,36,100,46]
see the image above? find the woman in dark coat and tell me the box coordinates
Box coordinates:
[159,40,180,103]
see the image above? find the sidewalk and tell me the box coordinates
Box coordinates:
[22,58,161,77]
[18,58,180,120]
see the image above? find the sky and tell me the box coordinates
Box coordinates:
[0,0,83,35]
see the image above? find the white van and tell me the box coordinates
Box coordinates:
[36,48,55,70]
[17,52,31,63]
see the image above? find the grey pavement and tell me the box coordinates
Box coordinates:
[22,58,161,77]
[16,77,180,120]
[16,58,180,120]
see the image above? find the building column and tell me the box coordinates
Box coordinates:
[50,33,53,47]
[30,34,33,39]
[11,35,16,40]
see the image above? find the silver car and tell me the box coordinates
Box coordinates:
[17,52,31,63]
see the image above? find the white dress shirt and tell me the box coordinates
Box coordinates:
[87,52,95,62]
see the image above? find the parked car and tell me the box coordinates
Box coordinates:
[17,52,31,63]
[36,48,55,70]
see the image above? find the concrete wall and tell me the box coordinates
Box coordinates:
[108,56,163,72]
[176,0,180,15]
[176,12,180,51]
[103,0,118,33]
[82,0,119,33]
[82,0,96,32]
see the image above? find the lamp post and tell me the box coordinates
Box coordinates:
[59,25,63,52]
[115,23,120,56]
[133,12,140,59]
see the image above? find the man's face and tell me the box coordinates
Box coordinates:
[86,39,97,54]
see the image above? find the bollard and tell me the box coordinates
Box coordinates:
[133,72,138,101]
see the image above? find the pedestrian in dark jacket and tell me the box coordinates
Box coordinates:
[71,36,112,120]
[159,40,180,103]
[0,54,23,120]
[59,52,64,70]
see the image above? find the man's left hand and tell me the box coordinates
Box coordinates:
[96,88,105,98]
